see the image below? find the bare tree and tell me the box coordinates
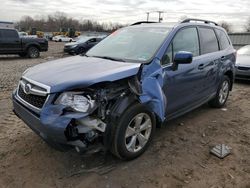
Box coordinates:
[16,12,124,32]
[219,21,232,33]
[245,17,250,32]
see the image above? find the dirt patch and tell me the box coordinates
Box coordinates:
[0,42,250,188]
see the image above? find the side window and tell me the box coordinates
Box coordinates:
[162,27,199,65]
[215,29,230,50]
[89,38,97,43]
[162,43,173,65]
[199,27,219,54]
[1,30,18,39]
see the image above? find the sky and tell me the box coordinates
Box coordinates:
[1,0,250,31]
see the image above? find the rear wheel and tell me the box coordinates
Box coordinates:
[27,46,40,58]
[111,103,156,160]
[209,75,230,108]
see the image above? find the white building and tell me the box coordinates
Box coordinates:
[0,21,14,29]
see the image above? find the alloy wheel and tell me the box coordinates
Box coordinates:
[125,113,152,153]
[219,80,229,104]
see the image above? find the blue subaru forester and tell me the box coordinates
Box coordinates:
[13,19,236,160]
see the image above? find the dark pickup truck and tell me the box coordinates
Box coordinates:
[0,28,48,58]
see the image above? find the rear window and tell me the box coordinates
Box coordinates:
[199,27,219,54]
[1,29,18,39]
[215,29,230,50]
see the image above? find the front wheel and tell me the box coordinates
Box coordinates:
[77,47,85,54]
[208,75,230,108]
[111,103,156,160]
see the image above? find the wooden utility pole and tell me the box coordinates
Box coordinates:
[146,12,150,21]
[156,11,164,22]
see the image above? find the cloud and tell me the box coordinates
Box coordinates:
[1,0,249,31]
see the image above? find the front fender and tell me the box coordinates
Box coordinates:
[139,58,167,122]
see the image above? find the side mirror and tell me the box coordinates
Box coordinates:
[172,51,193,71]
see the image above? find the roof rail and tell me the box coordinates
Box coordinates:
[181,18,218,26]
[130,21,158,26]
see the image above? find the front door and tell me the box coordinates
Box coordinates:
[161,27,205,117]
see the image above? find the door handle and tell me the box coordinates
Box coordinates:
[221,56,226,61]
[198,64,204,70]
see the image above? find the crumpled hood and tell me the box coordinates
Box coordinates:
[23,56,141,93]
[236,55,250,67]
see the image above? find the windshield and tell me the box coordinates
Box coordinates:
[237,45,250,55]
[86,26,171,62]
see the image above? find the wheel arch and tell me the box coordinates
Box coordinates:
[25,43,41,52]
[224,70,234,91]
[103,94,160,150]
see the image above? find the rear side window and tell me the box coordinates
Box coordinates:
[199,27,219,54]
[1,29,18,39]
[215,29,230,50]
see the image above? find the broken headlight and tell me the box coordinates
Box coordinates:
[55,92,96,113]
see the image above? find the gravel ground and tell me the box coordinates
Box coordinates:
[0,42,250,188]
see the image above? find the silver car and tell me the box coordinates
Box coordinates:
[235,45,250,80]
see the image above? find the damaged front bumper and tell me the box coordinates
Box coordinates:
[12,94,106,152]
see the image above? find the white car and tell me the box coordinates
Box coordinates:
[52,35,74,42]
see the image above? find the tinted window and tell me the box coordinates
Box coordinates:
[215,29,230,50]
[89,38,96,43]
[1,29,18,39]
[162,27,199,65]
[199,27,219,54]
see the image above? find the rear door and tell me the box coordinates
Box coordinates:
[161,27,205,116]
[197,27,221,95]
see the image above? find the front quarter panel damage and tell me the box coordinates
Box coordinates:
[38,58,167,151]
[40,104,89,143]
[139,58,166,121]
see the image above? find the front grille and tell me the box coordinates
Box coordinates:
[238,66,250,71]
[18,86,48,109]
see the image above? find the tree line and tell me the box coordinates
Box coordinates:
[16,12,125,32]
[16,12,250,33]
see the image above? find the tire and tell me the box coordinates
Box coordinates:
[77,47,85,55]
[69,39,72,42]
[208,75,231,108]
[27,46,40,58]
[111,103,156,160]
[59,39,62,42]
[18,52,27,57]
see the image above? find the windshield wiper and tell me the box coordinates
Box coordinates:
[91,55,125,62]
